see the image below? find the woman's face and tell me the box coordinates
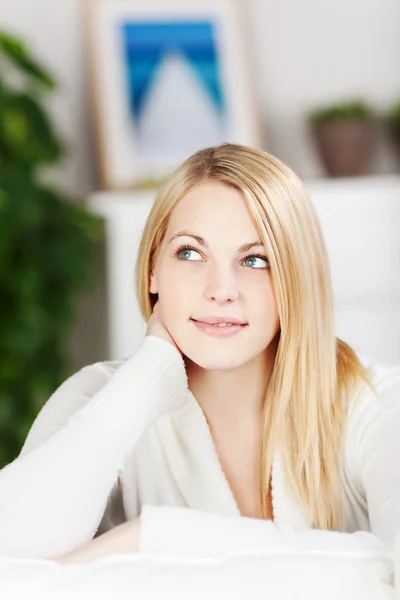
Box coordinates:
[150,181,280,370]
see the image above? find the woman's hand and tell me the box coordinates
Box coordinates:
[52,517,141,565]
[146,300,182,355]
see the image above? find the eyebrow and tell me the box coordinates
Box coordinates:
[168,230,264,253]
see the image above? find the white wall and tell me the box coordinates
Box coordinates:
[248,0,400,177]
[1,0,399,196]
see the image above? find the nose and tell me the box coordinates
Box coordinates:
[204,265,239,303]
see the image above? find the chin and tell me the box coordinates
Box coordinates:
[183,347,252,372]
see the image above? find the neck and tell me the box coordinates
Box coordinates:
[184,341,278,430]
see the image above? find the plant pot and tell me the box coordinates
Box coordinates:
[312,120,376,177]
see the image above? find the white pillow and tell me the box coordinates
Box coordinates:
[0,545,394,600]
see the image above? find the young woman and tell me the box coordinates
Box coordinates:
[0,144,399,564]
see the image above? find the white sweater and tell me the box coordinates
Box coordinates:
[0,335,399,559]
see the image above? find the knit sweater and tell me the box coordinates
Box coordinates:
[0,335,399,559]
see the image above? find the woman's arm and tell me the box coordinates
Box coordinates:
[138,505,390,558]
[0,335,187,559]
[52,504,391,565]
[53,518,141,565]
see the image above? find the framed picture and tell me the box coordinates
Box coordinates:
[87,0,263,190]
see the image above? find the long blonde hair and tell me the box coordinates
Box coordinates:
[135,143,372,531]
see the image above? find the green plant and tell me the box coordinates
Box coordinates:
[0,31,103,467]
[308,99,374,125]
[387,99,400,131]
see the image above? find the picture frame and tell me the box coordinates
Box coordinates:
[86,0,263,190]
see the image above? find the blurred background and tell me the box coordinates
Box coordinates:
[0,0,399,466]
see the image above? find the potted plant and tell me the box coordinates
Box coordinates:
[308,100,376,177]
[0,30,102,467]
[386,99,400,164]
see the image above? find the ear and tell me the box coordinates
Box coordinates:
[149,272,158,295]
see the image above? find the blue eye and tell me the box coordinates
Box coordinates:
[174,244,201,261]
[243,255,269,269]
[173,245,270,270]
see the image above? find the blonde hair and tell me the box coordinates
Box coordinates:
[136,143,372,531]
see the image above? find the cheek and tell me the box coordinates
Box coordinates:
[156,272,191,324]
[159,265,201,300]
[253,280,280,326]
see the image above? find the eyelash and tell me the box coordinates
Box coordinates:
[173,244,270,270]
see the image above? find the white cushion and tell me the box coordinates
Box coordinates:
[0,543,395,600]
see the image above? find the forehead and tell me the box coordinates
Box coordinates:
[167,181,257,235]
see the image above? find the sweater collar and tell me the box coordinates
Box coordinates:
[156,389,309,527]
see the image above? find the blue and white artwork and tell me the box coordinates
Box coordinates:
[119,20,227,160]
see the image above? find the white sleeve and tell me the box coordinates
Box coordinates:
[356,375,400,549]
[139,505,389,558]
[0,336,188,559]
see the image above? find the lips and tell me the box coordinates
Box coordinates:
[191,316,247,325]
[191,319,247,338]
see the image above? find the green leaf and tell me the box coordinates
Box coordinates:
[0,91,63,166]
[387,100,400,129]
[308,100,374,125]
[0,29,102,467]
[0,30,56,89]
[0,171,100,466]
